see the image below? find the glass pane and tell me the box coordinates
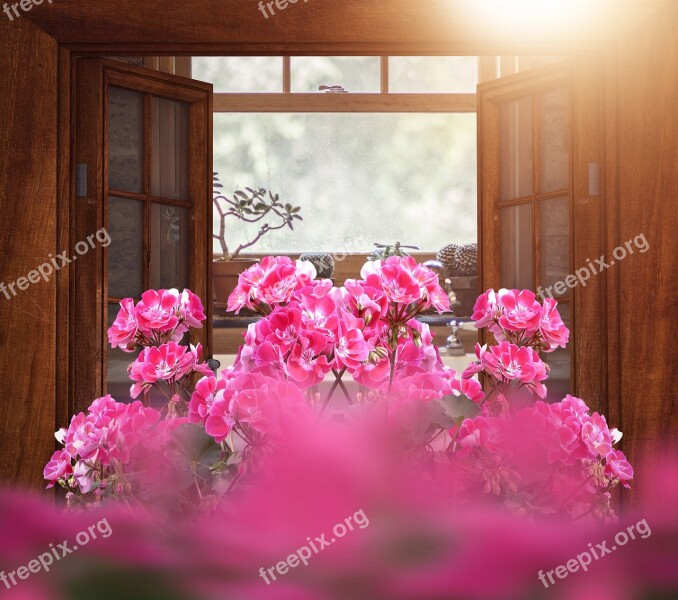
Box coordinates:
[108,86,144,193]
[389,56,478,93]
[191,57,282,93]
[500,203,533,290]
[213,112,477,253]
[150,203,190,290]
[544,302,571,402]
[107,196,144,298]
[152,96,189,200]
[540,196,570,296]
[107,303,138,404]
[499,97,533,201]
[539,87,570,193]
[291,57,380,93]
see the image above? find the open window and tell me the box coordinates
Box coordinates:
[478,61,607,407]
[73,59,212,411]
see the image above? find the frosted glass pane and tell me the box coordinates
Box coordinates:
[544,302,571,401]
[500,203,533,290]
[499,97,533,200]
[540,196,570,296]
[152,96,189,201]
[291,57,380,93]
[389,56,478,93]
[213,112,477,253]
[108,86,144,193]
[150,203,189,290]
[107,196,144,299]
[192,57,282,93]
[539,87,570,193]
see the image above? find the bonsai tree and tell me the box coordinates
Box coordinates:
[213,173,303,261]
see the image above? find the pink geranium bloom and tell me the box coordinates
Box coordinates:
[255,305,302,354]
[189,375,228,424]
[204,396,234,444]
[108,297,139,351]
[412,263,450,313]
[135,289,180,334]
[581,412,614,457]
[178,289,206,329]
[299,293,339,335]
[539,298,570,351]
[451,376,485,404]
[333,311,369,371]
[129,342,205,398]
[497,289,542,333]
[471,289,501,329]
[287,333,331,389]
[483,342,549,398]
[361,256,422,306]
[43,450,73,488]
[605,449,634,488]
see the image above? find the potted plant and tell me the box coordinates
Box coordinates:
[212,173,302,304]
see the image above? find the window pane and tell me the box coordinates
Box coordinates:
[389,56,478,93]
[150,203,190,290]
[499,97,533,200]
[108,86,144,193]
[544,302,571,402]
[540,196,570,296]
[500,203,533,290]
[192,57,282,93]
[213,113,477,253]
[539,87,570,193]
[152,96,189,201]
[107,196,144,298]
[291,57,380,93]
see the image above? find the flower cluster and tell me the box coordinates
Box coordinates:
[230,255,454,394]
[109,288,206,351]
[453,395,633,520]
[47,264,632,525]
[44,395,161,496]
[108,289,212,406]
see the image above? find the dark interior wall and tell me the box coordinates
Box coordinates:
[614,1,678,498]
[0,17,58,488]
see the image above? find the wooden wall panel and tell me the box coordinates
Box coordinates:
[24,0,670,54]
[615,1,678,500]
[0,18,58,488]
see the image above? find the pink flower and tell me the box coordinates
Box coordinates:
[128,342,207,398]
[333,311,369,370]
[189,375,227,424]
[108,298,139,351]
[482,342,549,398]
[497,289,542,333]
[341,280,388,325]
[581,413,613,457]
[43,450,73,488]
[255,305,302,354]
[135,289,181,334]
[204,397,234,444]
[299,293,340,335]
[411,263,450,313]
[361,256,422,306]
[605,449,634,488]
[451,376,485,404]
[471,289,501,329]
[178,289,206,329]
[227,256,317,313]
[539,298,570,351]
[287,333,331,389]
